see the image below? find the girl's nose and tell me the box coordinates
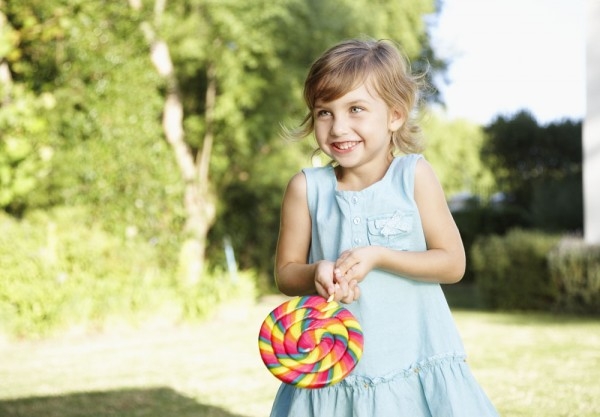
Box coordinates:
[330,116,349,137]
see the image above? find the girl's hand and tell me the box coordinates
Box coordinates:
[327,247,377,304]
[336,279,361,304]
[334,246,378,284]
[314,260,336,300]
[315,260,361,304]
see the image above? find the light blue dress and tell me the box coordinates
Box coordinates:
[270,154,500,417]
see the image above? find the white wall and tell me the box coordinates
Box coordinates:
[584,0,600,244]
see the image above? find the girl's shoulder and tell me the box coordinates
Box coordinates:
[286,165,334,197]
[394,153,424,170]
[388,153,424,184]
[302,163,334,174]
[285,171,308,196]
[301,164,335,184]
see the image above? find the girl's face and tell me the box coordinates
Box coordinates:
[313,82,403,171]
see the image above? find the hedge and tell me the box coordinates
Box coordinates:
[548,237,600,314]
[0,208,255,339]
[471,229,561,310]
[472,229,600,314]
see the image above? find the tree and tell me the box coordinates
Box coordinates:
[3,0,182,246]
[128,0,315,283]
[482,110,583,231]
[422,114,494,197]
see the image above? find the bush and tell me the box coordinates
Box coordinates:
[471,228,561,310]
[548,237,600,314]
[453,201,530,282]
[0,208,256,339]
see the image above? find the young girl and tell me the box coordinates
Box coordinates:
[271,39,499,416]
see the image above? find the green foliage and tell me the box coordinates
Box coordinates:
[482,110,583,232]
[0,208,170,337]
[471,229,561,310]
[207,136,315,288]
[0,86,54,215]
[0,209,254,338]
[3,0,184,244]
[422,113,495,197]
[548,237,600,314]
[530,173,583,231]
[483,111,582,187]
[452,202,530,282]
[0,8,56,214]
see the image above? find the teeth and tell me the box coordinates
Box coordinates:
[335,142,358,150]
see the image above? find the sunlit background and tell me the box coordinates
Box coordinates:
[432,0,585,124]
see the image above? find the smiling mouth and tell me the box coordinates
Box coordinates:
[332,141,360,151]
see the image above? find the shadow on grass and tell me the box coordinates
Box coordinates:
[0,387,247,417]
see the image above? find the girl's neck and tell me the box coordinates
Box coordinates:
[335,154,394,191]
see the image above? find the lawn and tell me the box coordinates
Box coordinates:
[0,293,598,417]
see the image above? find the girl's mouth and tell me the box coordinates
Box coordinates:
[332,141,360,151]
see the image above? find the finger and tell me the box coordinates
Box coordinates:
[315,280,333,300]
[339,290,351,304]
[326,283,340,302]
[341,285,356,304]
[334,250,351,269]
[343,265,357,281]
[337,280,354,304]
[335,277,349,299]
[330,282,340,300]
[347,280,358,300]
[335,264,349,278]
[352,284,361,301]
[333,267,343,279]
[337,255,358,277]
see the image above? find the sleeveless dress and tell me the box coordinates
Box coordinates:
[270,154,500,417]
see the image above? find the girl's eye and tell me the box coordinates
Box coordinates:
[350,106,363,113]
[316,110,331,117]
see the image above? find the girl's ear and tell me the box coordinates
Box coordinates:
[389,108,405,132]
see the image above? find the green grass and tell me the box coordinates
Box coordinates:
[444,284,600,417]
[0,294,599,417]
[456,311,600,417]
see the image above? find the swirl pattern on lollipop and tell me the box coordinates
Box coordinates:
[258,295,364,389]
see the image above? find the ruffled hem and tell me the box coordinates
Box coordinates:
[270,355,499,417]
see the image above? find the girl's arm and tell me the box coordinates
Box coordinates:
[334,158,466,284]
[274,172,316,296]
[275,172,358,301]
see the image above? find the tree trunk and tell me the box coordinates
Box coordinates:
[0,8,13,104]
[584,0,600,244]
[132,0,216,284]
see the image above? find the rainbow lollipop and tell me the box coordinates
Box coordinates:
[258,295,363,389]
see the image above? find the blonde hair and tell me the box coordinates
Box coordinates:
[287,38,426,155]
